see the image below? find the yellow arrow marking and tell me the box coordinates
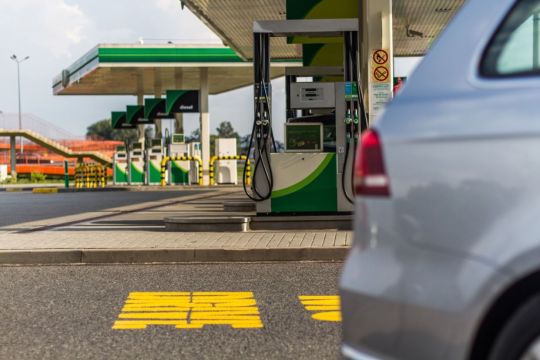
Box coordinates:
[299,295,341,322]
[113,292,263,330]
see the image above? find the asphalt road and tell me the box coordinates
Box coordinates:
[0,262,342,360]
[0,190,209,227]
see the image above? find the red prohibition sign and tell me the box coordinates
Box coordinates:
[374,66,389,82]
[373,50,389,65]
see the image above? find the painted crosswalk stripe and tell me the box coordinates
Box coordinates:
[298,295,341,322]
[113,292,263,330]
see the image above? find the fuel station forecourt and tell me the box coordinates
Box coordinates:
[0,1,480,359]
[52,0,463,193]
[0,0,480,359]
[167,0,463,215]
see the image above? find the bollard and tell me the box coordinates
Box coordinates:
[101,165,106,188]
[245,159,252,186]
[85,165,90,188]
[160,157,168,187]
[209,156,217,186]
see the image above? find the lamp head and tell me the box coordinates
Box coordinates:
[10,55,16,60]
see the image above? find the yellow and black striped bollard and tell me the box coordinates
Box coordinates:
[160,157,169,187]
[209,156,217,186]
[245,157,251,186]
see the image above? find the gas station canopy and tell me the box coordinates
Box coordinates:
[182,0,465,58]
[52,44,299,96]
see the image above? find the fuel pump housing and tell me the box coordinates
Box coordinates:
[248,19,367,215]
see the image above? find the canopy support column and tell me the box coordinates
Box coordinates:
[136,70,146,147]
[200,68,210,186]
[137,91,146,146]
[10,136,16,179]
[153,69,163,138]
[174,68,184,135]
[361,0,394,122]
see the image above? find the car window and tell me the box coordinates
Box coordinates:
[482,0,540,77]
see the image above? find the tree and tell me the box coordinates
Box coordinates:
[185,122,258,155]
[239,134,284,155]
[216,121,239,139]
[86,119,138,145]
[185,128,200,143]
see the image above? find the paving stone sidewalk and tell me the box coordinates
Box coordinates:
[0,188,352,265]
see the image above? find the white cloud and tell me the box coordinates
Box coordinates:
[0,0,92,60]
[0,0,239,137]
[155,0,180,12]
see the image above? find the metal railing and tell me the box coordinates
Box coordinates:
[209,155,251,186]
[0,129,112,165]
[160,156,203,186]
[75,163,107,189]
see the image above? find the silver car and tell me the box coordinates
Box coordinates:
[340,0,540,359]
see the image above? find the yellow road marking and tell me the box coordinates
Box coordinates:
[113,292,263,330]
[299,295,341,322]
[32,188,58,194]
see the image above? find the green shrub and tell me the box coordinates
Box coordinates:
[30,172,47,183]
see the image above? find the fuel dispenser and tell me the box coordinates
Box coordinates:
[168,133,191,185]
[129,142,145,185]
[215,138,238,185]
[147,138,165,185]
[189,142,201,185]
[248,19,367,215]
[113,145,128,185]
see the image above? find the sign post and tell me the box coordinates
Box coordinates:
[364,0,394,122]
[64,160,69,188]
[369,48,393,120]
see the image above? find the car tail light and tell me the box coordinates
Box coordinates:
[354,129,390,197]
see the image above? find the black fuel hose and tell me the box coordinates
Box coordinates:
[243,80,274,202]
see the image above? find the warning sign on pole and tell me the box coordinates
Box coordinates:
[369,49,393,119]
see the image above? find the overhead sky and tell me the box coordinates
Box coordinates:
[0,0,420,141]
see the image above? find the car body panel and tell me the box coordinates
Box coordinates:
[340,0,540,358]
[341,199,512,359]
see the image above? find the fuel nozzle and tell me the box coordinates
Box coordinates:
[262,111,269,126]
[353,108,359,125]
[345,108,353,125]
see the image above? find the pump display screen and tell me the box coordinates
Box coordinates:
[116,146,126,152]
[151,139,162,147]
[172,134,185,144]
[285,123,323,152]
[132,143,143,150]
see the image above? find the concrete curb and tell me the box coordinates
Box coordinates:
[1,186,241,193]
[0,247,348,265]
[164,216,250,232]
[0,187,33,192]
[32,188,59,194]
[0,187,129,193]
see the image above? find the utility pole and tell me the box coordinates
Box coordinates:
[10,54,30,154]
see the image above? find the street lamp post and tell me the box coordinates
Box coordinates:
[10,54,29,154]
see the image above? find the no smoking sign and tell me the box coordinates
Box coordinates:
[371,49,391,83]
[373,50,389,65]
[373,66,389,82]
